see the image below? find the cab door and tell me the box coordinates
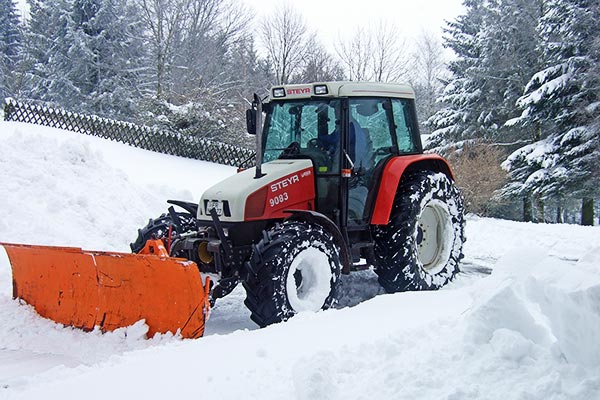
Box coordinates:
[346,97,415,226]
[346,97,420,226]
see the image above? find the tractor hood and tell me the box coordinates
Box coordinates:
[197,159,315,222]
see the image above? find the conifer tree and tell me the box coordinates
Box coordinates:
[22,0,150,120]
[59,0,151,119]
[502,0,600,224]
[0,0,23,99]
[428,0,542,150]
[21,0,71,100]
[426,0,487,149]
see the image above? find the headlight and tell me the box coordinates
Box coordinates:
[272,87,286,98]
[314,84,328,95]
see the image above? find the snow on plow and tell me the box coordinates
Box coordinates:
[2,241,210,339]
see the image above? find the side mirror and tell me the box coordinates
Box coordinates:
[246,109,256,135]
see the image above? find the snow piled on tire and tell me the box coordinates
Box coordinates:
[413,172,465,287]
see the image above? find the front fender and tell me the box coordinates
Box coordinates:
[284,209,352,274]
[370,154,454,225]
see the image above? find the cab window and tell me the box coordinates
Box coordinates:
[391,99,419,153]
[262,99,341,172]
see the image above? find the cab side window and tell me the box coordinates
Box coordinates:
[391,99,418,153]
[349,99,395,166]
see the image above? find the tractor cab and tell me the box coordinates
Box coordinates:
[249,82,423,230]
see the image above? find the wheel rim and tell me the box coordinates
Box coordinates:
[286,247,333,312]
[416,199,453,274]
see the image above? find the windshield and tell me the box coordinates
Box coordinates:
[262,99,342,173]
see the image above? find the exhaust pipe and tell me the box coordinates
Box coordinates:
[247,93,265,179]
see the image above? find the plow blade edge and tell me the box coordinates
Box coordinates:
[2,242,209,339]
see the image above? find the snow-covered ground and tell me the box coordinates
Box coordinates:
[1,121,599,399]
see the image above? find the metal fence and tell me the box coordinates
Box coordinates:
[2,98,256,168]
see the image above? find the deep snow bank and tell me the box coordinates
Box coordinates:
[0,121,237,388]
[0,121,235,252]
[6,246,600,400]
[466,247,600,367]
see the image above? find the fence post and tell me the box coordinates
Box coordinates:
[3,98,15,121]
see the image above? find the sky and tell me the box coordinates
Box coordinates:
[15,0,465,47]
[242,0,465,51]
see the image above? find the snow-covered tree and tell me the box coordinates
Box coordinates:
[427,0,542,150]
[22,0,150,120]
[20,0,71,100]
[135,0,187,100]
[63,0,150,118]
[136,0,267,146]
[426,0,487,148]
[0,0,23,99]
[145,32,272,147]
[502,0,600,225]
[477,0,542,141]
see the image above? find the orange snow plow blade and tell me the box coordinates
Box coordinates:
[2,241,210,339]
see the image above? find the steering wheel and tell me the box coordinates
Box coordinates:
[279,141,301,158]
[307,138,322,151]
[304,138,331,169]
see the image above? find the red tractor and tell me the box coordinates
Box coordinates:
[132,81,466,327]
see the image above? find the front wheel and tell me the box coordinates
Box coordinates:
[130,210,196,255]
[243,220,341,327]
[372,172,465,292]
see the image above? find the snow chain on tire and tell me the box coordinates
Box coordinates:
[243,220,342,327]
[372,171,465,292]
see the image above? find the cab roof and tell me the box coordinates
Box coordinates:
[268,81,415,101]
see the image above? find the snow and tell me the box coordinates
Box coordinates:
[1,121,600,399]
[0,121,235,250]
[286,247,333,312]
[518,63,573,108]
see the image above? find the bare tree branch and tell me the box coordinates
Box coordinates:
[335,21,408,82]
[260,3,309,84]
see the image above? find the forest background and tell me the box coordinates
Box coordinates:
[1,0,598,224]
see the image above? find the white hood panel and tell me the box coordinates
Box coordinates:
[197,159,313,222]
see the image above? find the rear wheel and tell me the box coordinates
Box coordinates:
[372,171,465,292]
[243,220,341,327]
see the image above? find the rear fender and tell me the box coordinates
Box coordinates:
[370,154,454,225]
